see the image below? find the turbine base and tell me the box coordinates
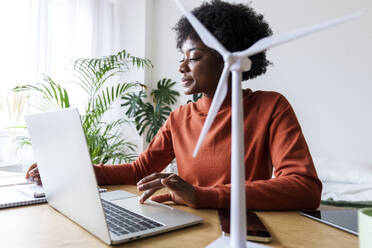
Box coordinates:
[206,235,268,248]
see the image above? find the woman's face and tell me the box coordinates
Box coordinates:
[178,38,223,98]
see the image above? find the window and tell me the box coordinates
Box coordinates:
[0,0,118,168]
[0,0,117,128]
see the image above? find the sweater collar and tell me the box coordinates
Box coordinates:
[196,89,252,115]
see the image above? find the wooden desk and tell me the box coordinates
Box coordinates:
[0,185,358,248]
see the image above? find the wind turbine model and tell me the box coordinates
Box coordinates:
[174,1,362,247]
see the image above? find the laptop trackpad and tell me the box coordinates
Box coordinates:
[112,196,172,215]
[100,190,137,201]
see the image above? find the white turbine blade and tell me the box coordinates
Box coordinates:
[174,0,229,56]
[193,65,230,157]
[236,12,363,58]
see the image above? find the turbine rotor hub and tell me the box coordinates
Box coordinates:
[228,55,252,72]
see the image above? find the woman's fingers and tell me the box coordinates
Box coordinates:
[137,173,170,186]
[165,174,196,207]
[137,173,174,191]
[137,173,196,207]
[25,163,37,179]
[160,175,176,189]
[25,163,42,185]
[30,174,42,185]
[138,174,177,203]
[139,187,162,204]
[29,167,39,177]
[151,193,172,203]
[161,174,186,191]
[33,175,42,185]
[137,178,163,191]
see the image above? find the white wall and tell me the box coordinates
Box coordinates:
[247,0,372,163]
[143,0,372,164]
[149,0,202,105]
[106,0,152,152]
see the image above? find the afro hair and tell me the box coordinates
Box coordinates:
[173,0,273,81]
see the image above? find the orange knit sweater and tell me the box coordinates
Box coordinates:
[94,89,322,209]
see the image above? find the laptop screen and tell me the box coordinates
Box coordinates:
[300,210,358,235]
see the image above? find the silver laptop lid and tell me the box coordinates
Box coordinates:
[25,108,111,244]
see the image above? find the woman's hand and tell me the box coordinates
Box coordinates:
[136,173,197,208]
[25,163,42,185]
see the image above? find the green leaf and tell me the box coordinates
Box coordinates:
[121,90,146,118]
[121,77,179,143]
[151,78,180,105]
[12,76,70,111]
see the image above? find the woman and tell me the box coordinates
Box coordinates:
[26,0,322,210]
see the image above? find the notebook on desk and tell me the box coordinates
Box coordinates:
[0,171,47,208]
[0,170,28,187]
[0,183,47,209]
[0,181,107,209]
[25,108,203,245]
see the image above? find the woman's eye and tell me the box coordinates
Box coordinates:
[189,57,201,62]
[179,57,201,63]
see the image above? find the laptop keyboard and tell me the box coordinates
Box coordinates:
[101,199,164,236]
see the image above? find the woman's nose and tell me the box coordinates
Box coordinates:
[178,60,189,73]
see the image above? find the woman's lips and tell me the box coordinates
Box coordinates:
[182,79,193,87]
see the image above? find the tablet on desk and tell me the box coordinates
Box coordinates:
[218,208,272,243]
[300,210,358,235]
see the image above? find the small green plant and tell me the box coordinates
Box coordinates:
[122,80,205,144]
[187,93,203,103]
[122,78,180,143]
[13,50,152,164]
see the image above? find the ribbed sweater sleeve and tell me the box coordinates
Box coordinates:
[94,121,175,186]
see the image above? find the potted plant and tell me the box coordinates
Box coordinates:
[121,80,203,173]
[13,50,152,164]
[121,78,179,143]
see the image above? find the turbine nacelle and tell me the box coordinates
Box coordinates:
[227,54,252,72]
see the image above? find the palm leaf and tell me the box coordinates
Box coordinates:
[86,121,137,164]
[121,90,147,117]
[133,103,171,143]
[14,136,32,152]
[151,78,180,105]
[12,75,70,111]
[122,78,179,143]
[83,82,139,129]
[73,49,152,98]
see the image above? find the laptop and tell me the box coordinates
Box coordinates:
[300,210,358,235]
[25,108,203,245]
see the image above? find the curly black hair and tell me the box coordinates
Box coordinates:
[173,0,272,81]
